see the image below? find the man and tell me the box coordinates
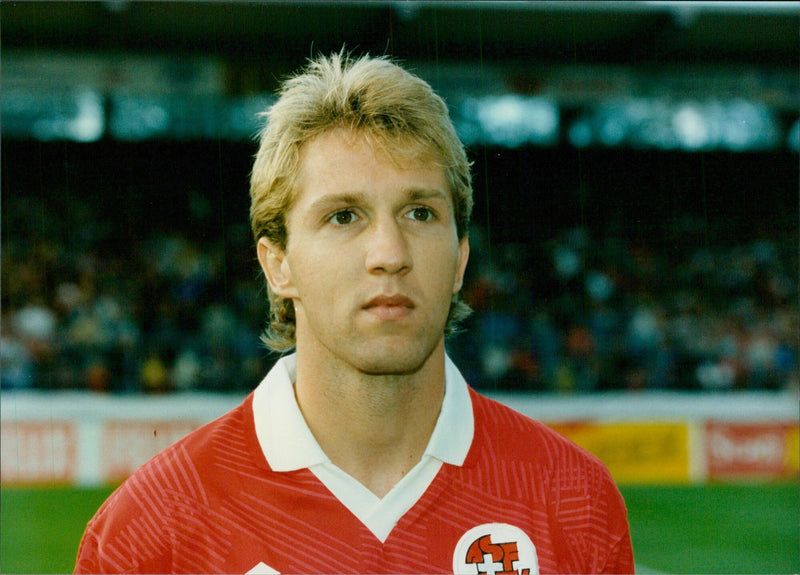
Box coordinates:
[75,52,634,574]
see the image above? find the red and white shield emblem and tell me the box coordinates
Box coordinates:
[453,523,538,575]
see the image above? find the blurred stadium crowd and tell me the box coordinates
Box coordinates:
[3,186,797,395]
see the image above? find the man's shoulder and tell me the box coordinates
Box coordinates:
[468,388,560,439]
[101,394,258,508]
[467,388,609,472]
[462,390,633,573]
[177,392,256,455]
[131,392,256,467]
[76,394,263,573]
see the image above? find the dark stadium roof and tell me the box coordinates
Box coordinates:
[3,1,798,68]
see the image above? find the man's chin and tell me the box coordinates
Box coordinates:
[358,361,425,377]
[353,339,443,378]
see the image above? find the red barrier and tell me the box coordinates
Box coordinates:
[1,421,79,485]
[705,421,799,481]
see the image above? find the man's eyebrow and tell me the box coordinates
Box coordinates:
[306,188,449,212]
[406,187,450,203]
[306,192,365,213]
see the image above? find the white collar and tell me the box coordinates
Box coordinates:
[251,352,475,542]
[252,352,474,472]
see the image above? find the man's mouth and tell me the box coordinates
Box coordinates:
[363,294,415,320]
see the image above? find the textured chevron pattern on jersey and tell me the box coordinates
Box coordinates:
[75,389,633,573]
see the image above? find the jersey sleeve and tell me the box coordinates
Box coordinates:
[553,444,635,574]
[73,530,101,574]
[598,475,635,574]
[73,397,260,574]
[73,479,173,574]
[601,530,635,574]
[467,390,636,574]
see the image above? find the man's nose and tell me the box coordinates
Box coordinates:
[365,216,412,275]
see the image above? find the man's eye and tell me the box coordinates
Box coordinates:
[330,210,357,225]
[407,207,434,221]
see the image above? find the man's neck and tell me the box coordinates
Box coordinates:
[293,345,446,498]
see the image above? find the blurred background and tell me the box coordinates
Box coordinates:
[1,2,798,573]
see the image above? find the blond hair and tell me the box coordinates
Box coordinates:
[250,51,473,351]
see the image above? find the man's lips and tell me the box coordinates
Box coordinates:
[362,294,415,319]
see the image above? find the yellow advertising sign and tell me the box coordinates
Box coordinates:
[786,425,799,473]
[547,421,691,484]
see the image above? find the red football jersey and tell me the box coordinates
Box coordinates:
[75,388,633,574]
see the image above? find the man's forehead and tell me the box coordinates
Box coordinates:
[301,127,443,170]
[284,128,453,221]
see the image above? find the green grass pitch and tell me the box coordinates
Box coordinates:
[1,483,797,573]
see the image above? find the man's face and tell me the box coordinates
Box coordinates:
[258,129,469,375]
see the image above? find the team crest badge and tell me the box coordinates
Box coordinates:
[453,523,538,575]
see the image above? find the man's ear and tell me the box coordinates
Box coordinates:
[452,236,470,294]
[257,238,297,299]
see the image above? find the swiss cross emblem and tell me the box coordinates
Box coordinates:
[453,523,538,575]
[465,534,527,575]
